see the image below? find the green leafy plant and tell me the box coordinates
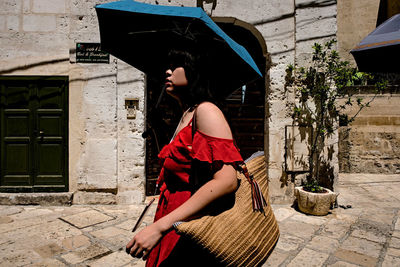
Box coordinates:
[302,180,325,193]
[285,40,386,193]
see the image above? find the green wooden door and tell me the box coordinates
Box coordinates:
[0,77,68,192]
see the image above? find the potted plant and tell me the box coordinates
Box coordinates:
[285,40,386,215]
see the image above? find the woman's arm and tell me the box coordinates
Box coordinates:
[126,102,238,259]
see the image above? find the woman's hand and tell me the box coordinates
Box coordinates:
[126,223,164,260]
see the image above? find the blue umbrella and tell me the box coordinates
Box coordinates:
[350,14,400,73]
[95,0,262,97]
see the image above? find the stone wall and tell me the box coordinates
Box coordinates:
[336,0,400,175]
[268,0,338,203]
[339,93,400,174]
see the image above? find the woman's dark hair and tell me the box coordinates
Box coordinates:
[167,49,215,108]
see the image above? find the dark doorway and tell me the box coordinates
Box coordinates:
[0,76,68,192]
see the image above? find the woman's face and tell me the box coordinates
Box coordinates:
[165,67,188,96]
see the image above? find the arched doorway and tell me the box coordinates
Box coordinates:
[144,18,270,195]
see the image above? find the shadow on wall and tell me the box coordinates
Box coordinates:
[0,58,70,75]
[281,125,336,191]
[0,56,141,85]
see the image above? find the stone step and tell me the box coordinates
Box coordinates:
[0,192,73,206]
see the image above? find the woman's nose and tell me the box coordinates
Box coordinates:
[166,69,172,76]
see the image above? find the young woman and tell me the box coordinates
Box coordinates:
[126,50,244,266]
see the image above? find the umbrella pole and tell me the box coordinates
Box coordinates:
[155,84,167,110]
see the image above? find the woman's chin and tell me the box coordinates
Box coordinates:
[165,87,175,96]
[165,85,173,92]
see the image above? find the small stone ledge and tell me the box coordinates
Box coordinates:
[72,191,117,205]
[0,192,73,206]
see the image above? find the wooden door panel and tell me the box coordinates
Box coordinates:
[37,143,63,174]
[5,115,30,137]
[38,85,63,109]
[38,113,63,136]
[4,143,31,185]
[36,143,64,184]
[34,81,66,189]
[4,86,30,108]
[0,77,68,192]
[1,84,33,188]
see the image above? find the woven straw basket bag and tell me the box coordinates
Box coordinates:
[173,151,280,266]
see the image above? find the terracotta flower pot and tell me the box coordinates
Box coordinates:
[294,186,338,216]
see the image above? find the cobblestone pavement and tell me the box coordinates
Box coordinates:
[0,173,399,267]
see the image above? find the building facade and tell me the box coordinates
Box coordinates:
[0,0,398,205]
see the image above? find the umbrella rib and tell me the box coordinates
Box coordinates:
[170,20,196,41]
[182,19,196,40]
[128,28,182,35]
[127,21,222,43]
[127,26,195,39]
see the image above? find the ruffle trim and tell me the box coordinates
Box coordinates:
[158,126,192,162]
[158,145,170,159]
[192,130,243,166]
[158,127,244,168]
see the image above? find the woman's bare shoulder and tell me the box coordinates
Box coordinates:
[195,102,232,139]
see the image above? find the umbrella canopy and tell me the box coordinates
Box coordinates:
[95,0,262,97]
[350,14,400,73]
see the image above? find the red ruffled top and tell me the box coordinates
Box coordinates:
[146,122,243,267]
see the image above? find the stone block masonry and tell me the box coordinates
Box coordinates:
[339,127,400,174]
[0,0,22,14]
[6,15,19,31]
[339,94,400,174]
[0,16,6,31]
[23,14,57,32]
[32,0,67,14]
